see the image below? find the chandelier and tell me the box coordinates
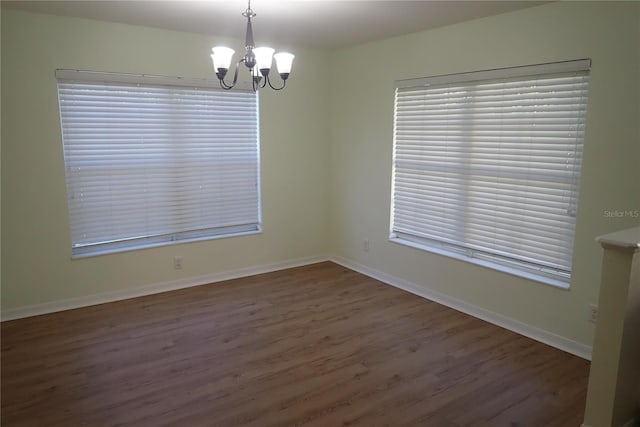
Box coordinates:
[210,0,295,91]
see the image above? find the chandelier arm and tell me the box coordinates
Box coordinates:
[219,74,234,90]
[232,59,243,86]
[219,59,245,90]
[219,77,233,90]
[266,74,287,91]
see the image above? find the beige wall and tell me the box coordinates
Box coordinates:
[2,2,640,354]
[0,5,3,306]
[0,9,331,310]
[328,1,640,348]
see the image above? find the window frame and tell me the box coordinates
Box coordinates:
[390,59,591,289]
[56,70,261,258]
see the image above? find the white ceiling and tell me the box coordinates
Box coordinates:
[2,1,546,49]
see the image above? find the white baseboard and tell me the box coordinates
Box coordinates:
[330,255,592,361]
[0,253,594,361]
[0,255,330,322]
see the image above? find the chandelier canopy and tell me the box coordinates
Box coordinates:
[210,1,294,91]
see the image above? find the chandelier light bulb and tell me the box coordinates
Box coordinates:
[253,47,275,74]
[274,52,295,77]
[211,47,235,73]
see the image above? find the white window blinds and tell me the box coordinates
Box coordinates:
[391,59,590,285]
[56,70,260,257]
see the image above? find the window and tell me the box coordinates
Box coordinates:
[390,59,590,287]
[56,70,260,257]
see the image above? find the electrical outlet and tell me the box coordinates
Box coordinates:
[587,304,598,323]
[174,256,183,270]
[363,238,370,252]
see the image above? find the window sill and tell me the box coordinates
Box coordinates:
[72,228,262,259]
[389,236,570,291]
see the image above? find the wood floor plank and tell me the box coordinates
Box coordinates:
[1,262,589,426]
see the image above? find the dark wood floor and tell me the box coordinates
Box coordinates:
[1,262,590,427]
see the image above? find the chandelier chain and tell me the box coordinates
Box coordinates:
[242,0,256,19]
